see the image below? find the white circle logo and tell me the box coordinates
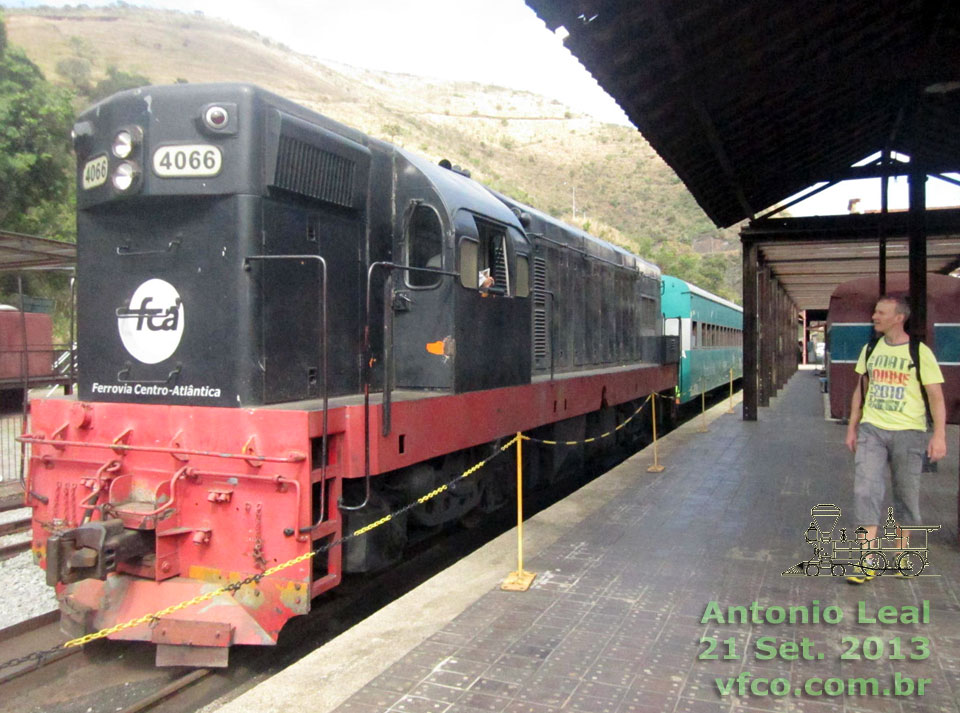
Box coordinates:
[117,278,185,364]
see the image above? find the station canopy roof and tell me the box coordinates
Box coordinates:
[0,231,76,271]
[526,0,960,309]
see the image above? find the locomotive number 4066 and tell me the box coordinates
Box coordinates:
[153,144,222,178]
[82,155,109,190]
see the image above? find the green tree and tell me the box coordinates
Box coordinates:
[0,13,76,339]
[0,12,75,232]
[56,56,93,94]
[89,65,150,102]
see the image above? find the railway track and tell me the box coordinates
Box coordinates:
[0,497,31,560]
[0,491,544,713]
[0,491,25,513]
[0,611,74,686]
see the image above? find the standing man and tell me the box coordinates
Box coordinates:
[844,295,947,584]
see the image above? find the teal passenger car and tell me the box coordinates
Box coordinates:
[661,275,743,403]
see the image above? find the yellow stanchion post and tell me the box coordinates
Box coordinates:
[698,385,709,433]
[647,394,665,473]
[502,433,536,591]
[726,367,735,414]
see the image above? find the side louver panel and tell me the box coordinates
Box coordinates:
[533,256,549,364]
[273,135,355,208]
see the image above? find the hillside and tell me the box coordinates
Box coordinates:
[5,7,741,300]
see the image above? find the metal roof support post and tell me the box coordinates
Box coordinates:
[786,295,792,382]
[802,310,808,366]
[779,284,787,391]
[781,292,788,387]
[773,276,780,393]
[741,237,758,421]
[772,281,781,393]
[769,274,777,394]
[784,297,790,375]
[778,285,787,390]
[792,305,800,377]
[759,265,772,408]
[878,149,890,295]
[792,305,799,376]
[908,167,927,342]
[756,263,767,408]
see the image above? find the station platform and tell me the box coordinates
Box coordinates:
[215,369,960,713]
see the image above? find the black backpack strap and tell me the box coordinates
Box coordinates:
[859,334,881,401]
[909,335,933,429]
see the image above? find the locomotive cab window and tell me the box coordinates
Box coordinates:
[516,255,530,298]
[459,238,479,289]
[406,203,443,288]
[476,220,509,295]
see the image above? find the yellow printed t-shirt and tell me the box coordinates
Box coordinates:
[854,339,944,431]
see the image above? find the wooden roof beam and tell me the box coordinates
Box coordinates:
[648,0,755,220]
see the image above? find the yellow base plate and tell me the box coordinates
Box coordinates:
[501,570,536,591]
[646,464,665,472]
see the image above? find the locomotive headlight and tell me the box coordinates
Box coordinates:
[203,105,229,130]
[111,127,142,159]
[112,161,141,192]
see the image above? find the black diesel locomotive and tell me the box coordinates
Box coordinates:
[26,84,677,665]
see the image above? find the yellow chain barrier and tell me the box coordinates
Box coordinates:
[521,393,654,446]
[55,434,520,650]
[10,391,675,665]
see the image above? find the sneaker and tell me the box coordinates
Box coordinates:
[846,569,875,585]
[847,558,879,585]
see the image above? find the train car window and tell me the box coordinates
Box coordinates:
[516,255,530,298]
[459,238,479,289]
[406,204,443,288]
[691,321,698,348]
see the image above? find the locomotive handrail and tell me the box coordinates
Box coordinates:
[116,363,182,384]
[17,434,307,463]
[244,254,328,526]
[116,239,181,257]
[346,260,460,512]
[527,232,640,273]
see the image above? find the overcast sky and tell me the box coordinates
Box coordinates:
[12,0,631,125]
[10,0,960,216]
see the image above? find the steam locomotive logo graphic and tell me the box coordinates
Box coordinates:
[782,504,940,577]
[116,278,184,364]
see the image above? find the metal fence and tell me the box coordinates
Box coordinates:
[0,409,26,483]
[0,343,74,482]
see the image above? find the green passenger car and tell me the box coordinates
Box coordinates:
[661,275,743,403]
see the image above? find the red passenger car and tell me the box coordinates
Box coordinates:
[827,273,960,425]
[0,307,54,401]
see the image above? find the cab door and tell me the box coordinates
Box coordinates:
[391,201,455,390]
[453,212,532,392]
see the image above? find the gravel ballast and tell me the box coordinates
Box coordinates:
[0,507,58,630]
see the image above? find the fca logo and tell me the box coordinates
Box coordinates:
[117,297,182,331]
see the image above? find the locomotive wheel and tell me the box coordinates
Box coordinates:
[805,564,819,576]
[859,552,887,576]
[831,564,845,576]
[896,551,925,577]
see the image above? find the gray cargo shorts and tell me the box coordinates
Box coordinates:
[854,422,928,526]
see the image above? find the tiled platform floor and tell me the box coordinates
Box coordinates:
[332,370,960,713]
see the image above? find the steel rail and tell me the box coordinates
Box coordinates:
[0,540,31,561]
[0,516,30,537]
[116,668,212,713]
